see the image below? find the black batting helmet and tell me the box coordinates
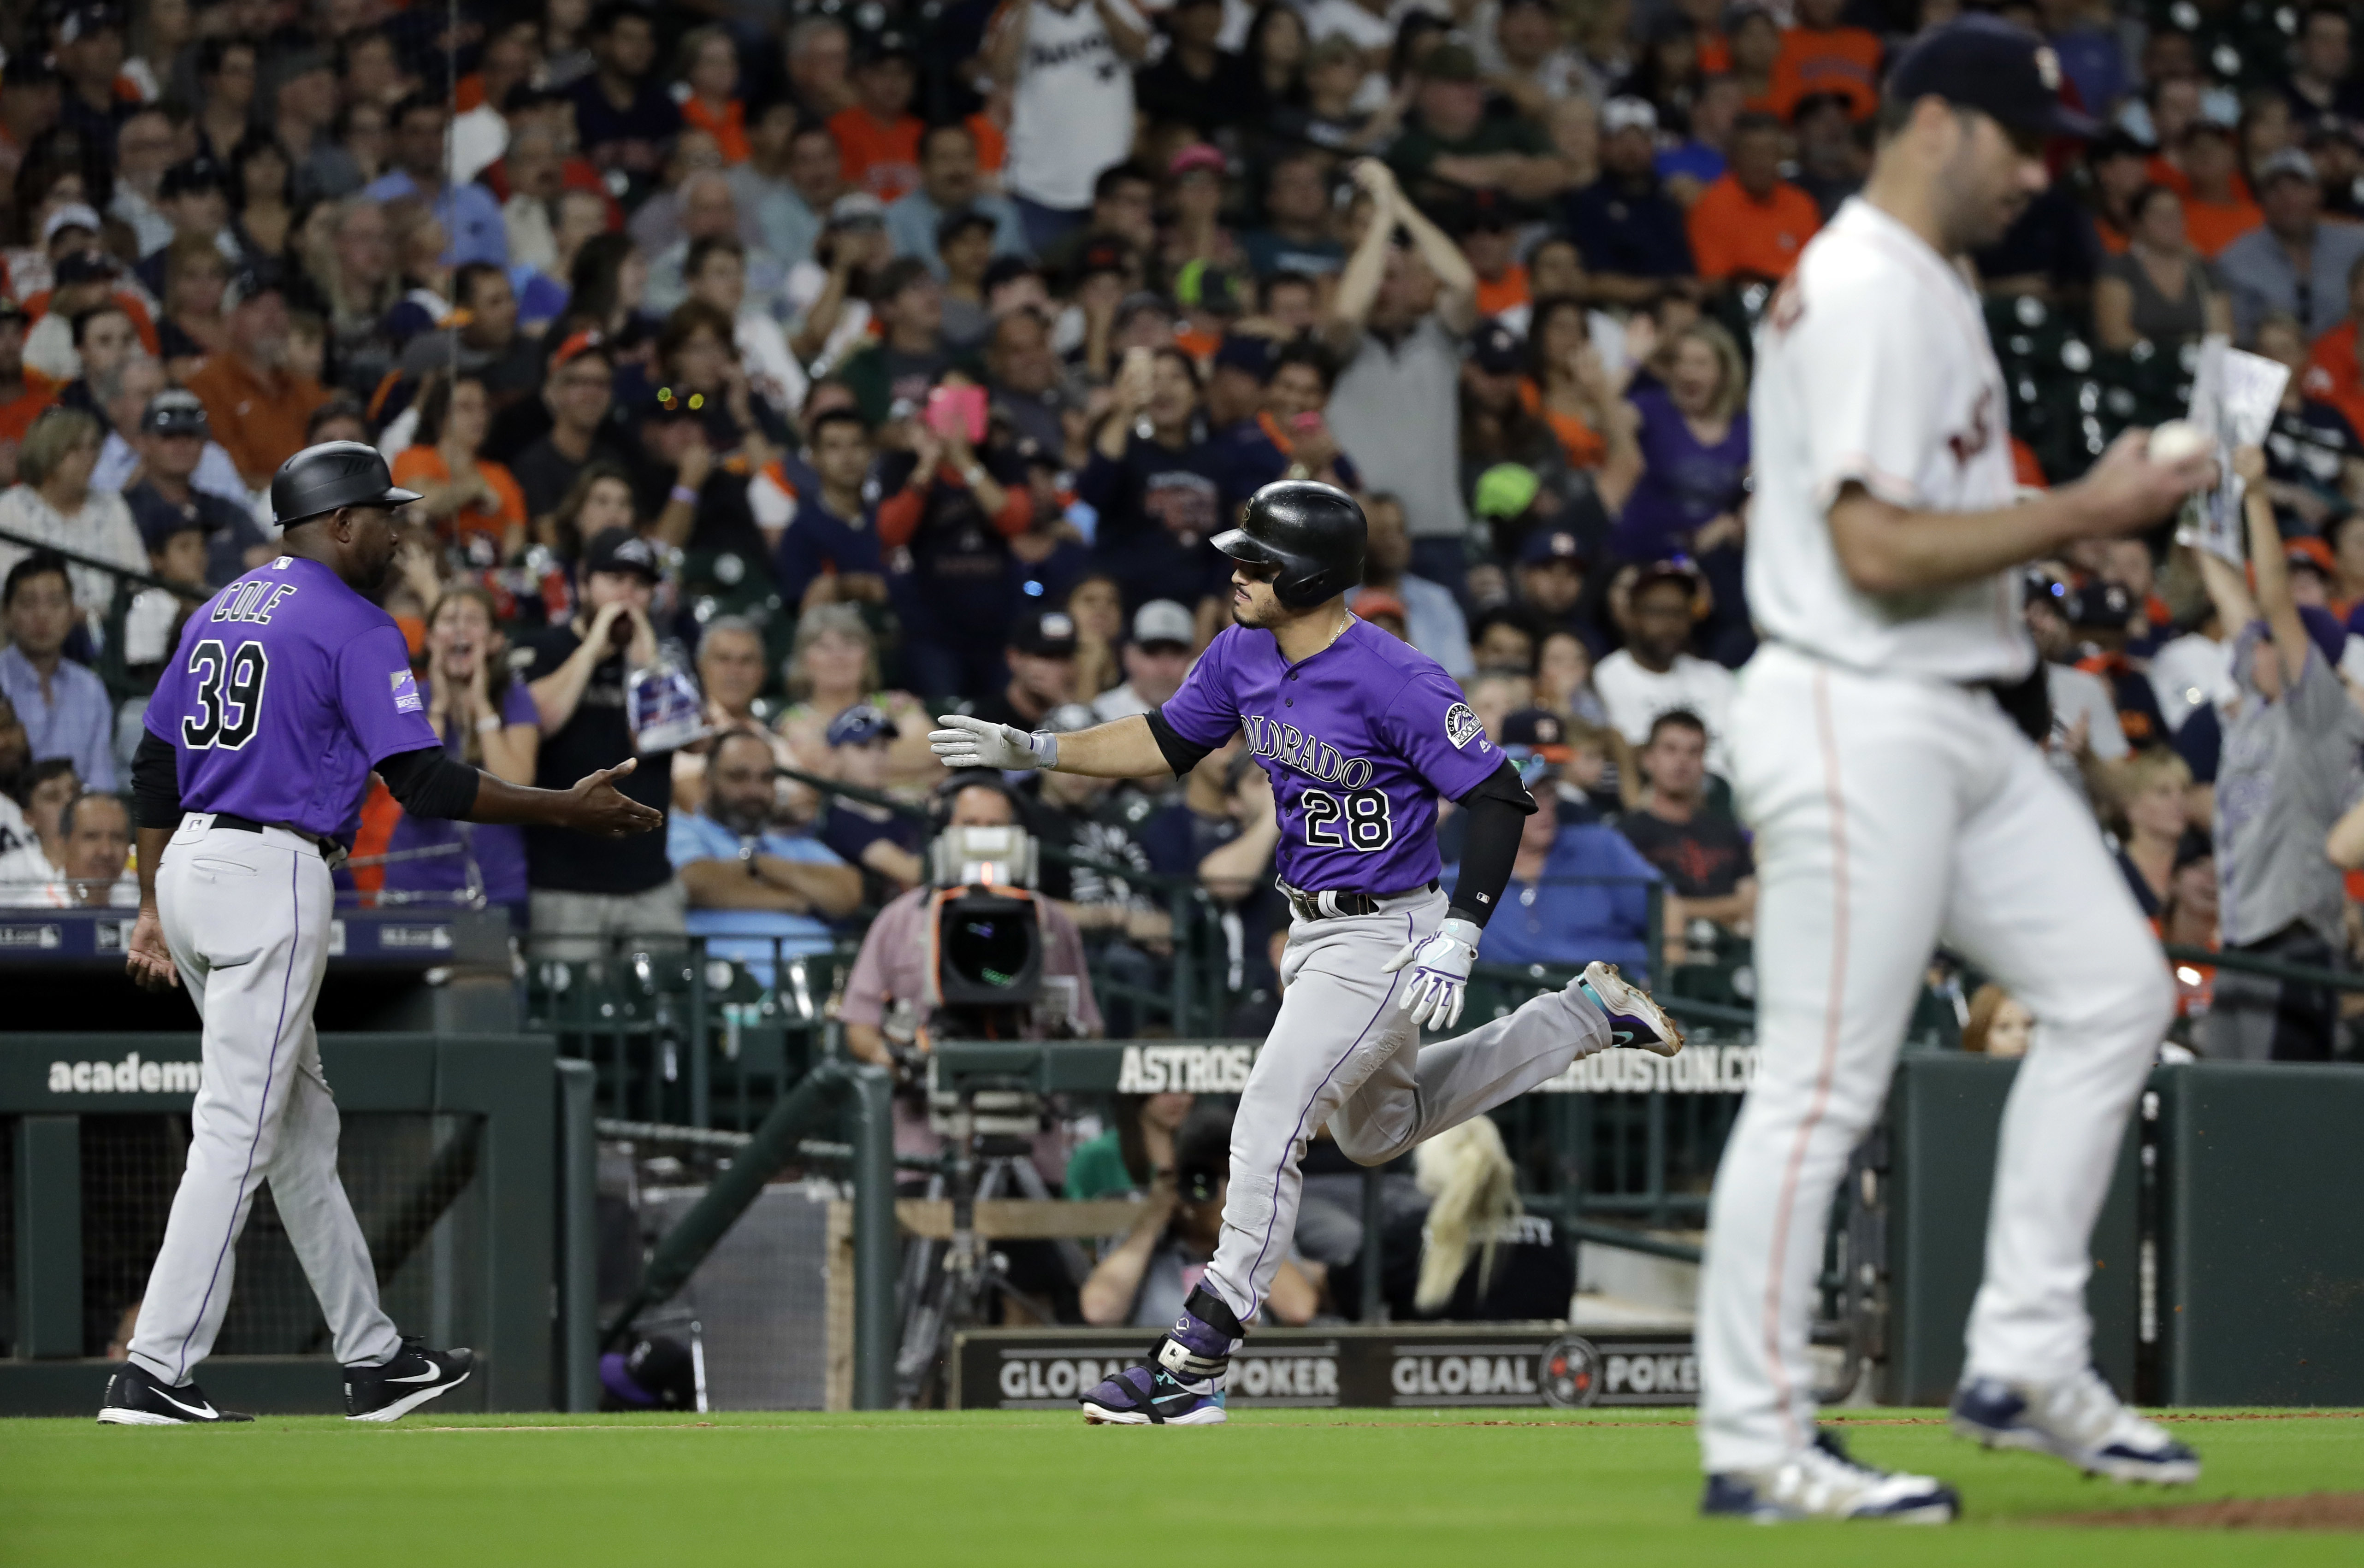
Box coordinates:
[269,440,422,527]
[1212,480,1366,610]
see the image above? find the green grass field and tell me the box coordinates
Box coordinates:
[4,1408,2358,1567]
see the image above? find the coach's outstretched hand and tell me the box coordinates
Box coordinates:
[1383,918,1484,1032]
[563,759,665,837]
[125,904,179,992]
[930,713,1054,772]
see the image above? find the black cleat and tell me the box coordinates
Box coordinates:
[344,1337,474,1422]
[97,1362,256,1425]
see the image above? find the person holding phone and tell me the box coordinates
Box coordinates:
[876,371,1036,701]
[1213,336,1361,510]
[1077,343,1231,620]
[520,526,684,957]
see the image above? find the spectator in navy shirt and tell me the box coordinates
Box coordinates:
[1239,152,1347,283]
[1078,345,1229,615]
[774,408,887,608]
[877,386,1034,699]
[1617,709,1755,936]
[1567,97,1697,305]
[1613,320,1750,561]
[572,1,680,196]
[816,702,925,898]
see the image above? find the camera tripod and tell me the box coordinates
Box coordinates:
[890,1080,1090,1409]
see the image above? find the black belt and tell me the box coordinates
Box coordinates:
[204,812,344,862]
[1279,878,1439,922]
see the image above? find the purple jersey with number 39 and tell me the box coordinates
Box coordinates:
[1158,618,1499,892]
[144,555,439,843]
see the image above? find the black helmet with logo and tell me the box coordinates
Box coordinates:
[1211,480,1366,610]
[269,440,423,527]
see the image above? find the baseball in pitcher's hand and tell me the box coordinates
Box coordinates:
[929,713,1054,772]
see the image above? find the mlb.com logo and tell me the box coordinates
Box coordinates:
[48,1051,202,1095]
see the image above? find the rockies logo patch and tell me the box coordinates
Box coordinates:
[1444,702,1483,749]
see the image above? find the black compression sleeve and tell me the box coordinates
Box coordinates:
[1145,705,1217,776]
[130,728,183,830]
[1447,758,1538,928]
[375,747,485,820]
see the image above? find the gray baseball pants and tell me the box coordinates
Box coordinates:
[126,816,402,1384]
[1200,888,1612,1326]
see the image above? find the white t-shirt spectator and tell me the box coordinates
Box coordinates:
[1594,648,1738,778]
[1005,0,1145,212]
[2148,629,2235,733]
[0,794,53,904]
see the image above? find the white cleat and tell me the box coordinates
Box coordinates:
[1703,1431,1962,1523]
[1950,1368,2200,1485]
[1575,961,1685,1056]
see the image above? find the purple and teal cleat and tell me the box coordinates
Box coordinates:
[1083,1288,1241,1426]
[1577,961,1685,1057]
[1079,1362,1228,1425]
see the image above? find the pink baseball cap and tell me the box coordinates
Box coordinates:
[1168,143,1225,179]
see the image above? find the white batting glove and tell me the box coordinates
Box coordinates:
[929,713,1056,772]
[1381,917,1483,1032]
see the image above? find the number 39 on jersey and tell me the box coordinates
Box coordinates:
[179,638,270,750]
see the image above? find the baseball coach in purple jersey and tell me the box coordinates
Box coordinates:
[99,442,660,1427]
[932,480,1689,1425]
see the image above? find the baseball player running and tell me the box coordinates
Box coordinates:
[932,480,1684,1425]
[99,442,661,1427]
[1695,19,2216,1521]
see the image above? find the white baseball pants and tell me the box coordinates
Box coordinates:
[1698,645,2171,1472]
[1201,888,1613,1326]
[126,816,402,1384]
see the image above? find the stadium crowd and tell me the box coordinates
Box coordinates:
[3,0,2364,1066]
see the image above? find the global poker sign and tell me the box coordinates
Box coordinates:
[953,1326,1699,1410]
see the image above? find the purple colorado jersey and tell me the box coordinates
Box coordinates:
[1160,618,1498,893]
[145,555,438,843]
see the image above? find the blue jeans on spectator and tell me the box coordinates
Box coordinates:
[1014,196,1088,255]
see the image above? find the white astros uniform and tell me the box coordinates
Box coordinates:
[1697,199,2173,1472]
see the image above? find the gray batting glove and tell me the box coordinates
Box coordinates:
[1382,917,1483,1032]
[930,713,1057,772]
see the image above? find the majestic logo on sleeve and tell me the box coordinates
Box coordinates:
[1242,713,1374,787]
[1444,703,1483,749]
[390,670,423,713]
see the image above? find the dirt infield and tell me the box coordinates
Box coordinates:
[2059,1491,2364,1531]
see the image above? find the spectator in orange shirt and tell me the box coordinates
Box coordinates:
[391,373,529,561]
[0,297,56,485]
[1770,0,1882,122]
[181,260,330,489]
[1686,112,1822,283]
[2301,251,2364,440]
[1724,4,1784,117]
[1459,196,1530,318]
[2087,129,2151,254]
[676,27,750,165]
[2175,121,2262,257]
[830,35,923,204]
